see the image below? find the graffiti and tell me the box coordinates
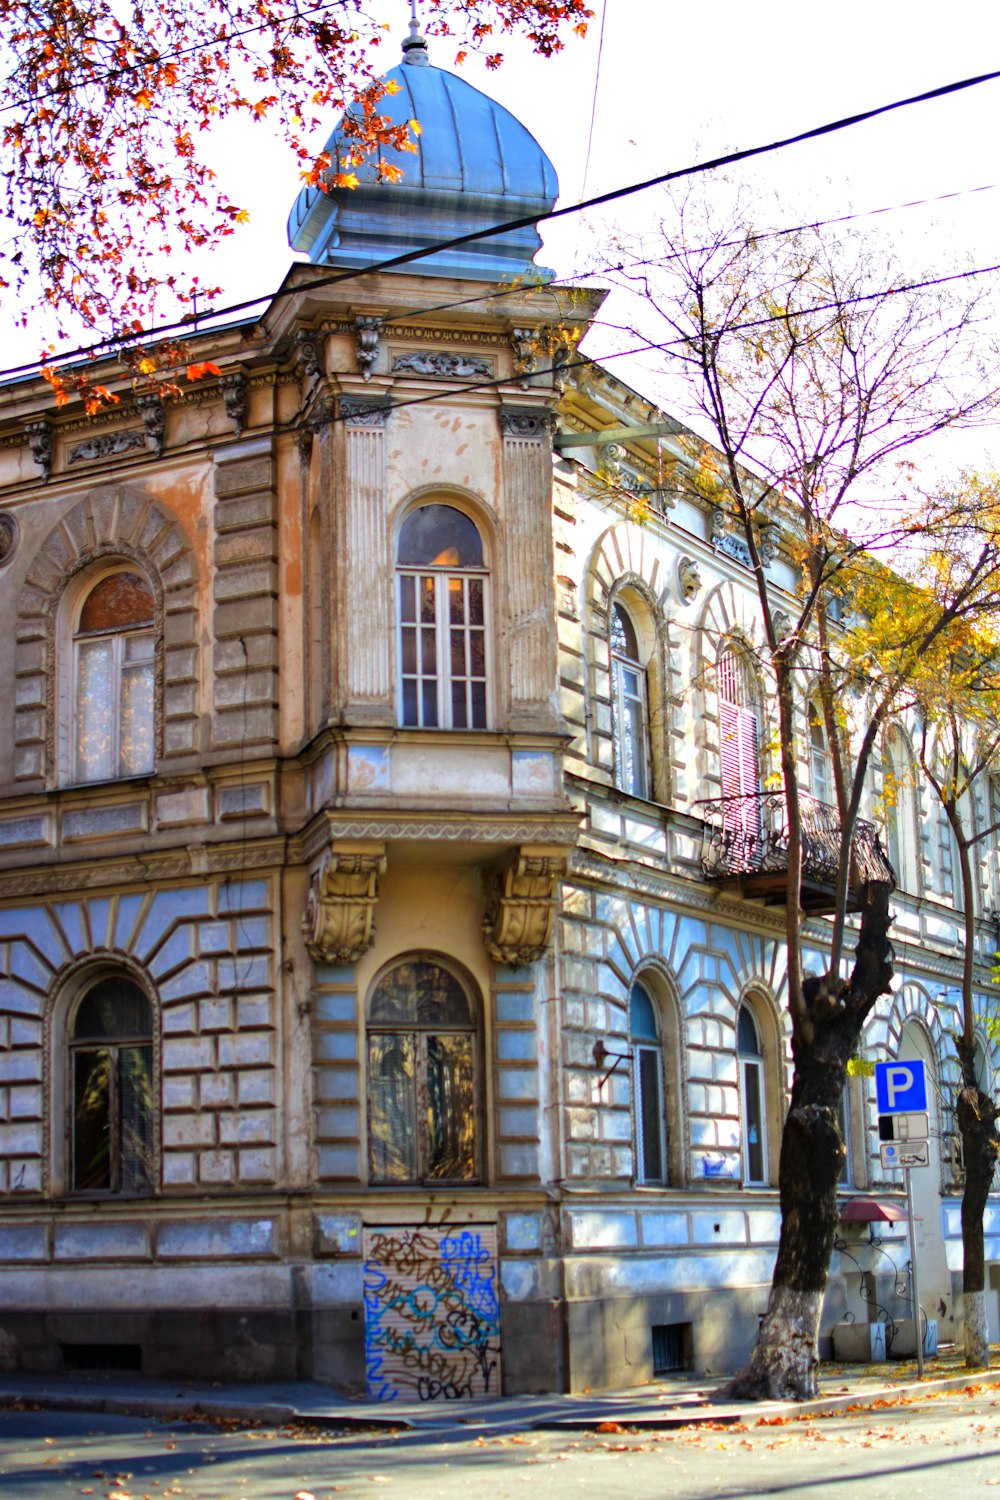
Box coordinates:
[362,1225,501,1403]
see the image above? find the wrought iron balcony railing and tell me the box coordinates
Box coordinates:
[696,791,894,908]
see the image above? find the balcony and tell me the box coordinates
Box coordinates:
[697,791,894,913]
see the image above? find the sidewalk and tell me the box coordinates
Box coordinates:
[3,1353,1000,1435]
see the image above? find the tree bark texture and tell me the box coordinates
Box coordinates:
[725,882,895,1400]
[956,1081,1000,1369]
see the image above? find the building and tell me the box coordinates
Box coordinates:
[0,24,997,1399]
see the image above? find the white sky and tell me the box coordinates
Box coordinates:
[6,0,1000,480]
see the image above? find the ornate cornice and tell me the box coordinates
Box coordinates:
[0,840,284,900]
[292,812,580,867]
[483,844,568,966]
[302,841,386,965]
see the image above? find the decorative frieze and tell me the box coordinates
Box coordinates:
[483,845,568,966]
[68,429,147,465]
[392,350,492,379]
[498,407,556,440]
[302,842,387,964]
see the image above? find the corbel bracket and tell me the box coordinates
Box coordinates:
[483,844,568,967]
[302,840,387,965]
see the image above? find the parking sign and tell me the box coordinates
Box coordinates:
[875,1059,927,1114]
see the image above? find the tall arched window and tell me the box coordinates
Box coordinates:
[719,645,760,841]
[737,1004,767,1185]
[630,981,666,1184]
[396,505,489,729]
[367,957,480,1185]
[882,730,917,892]
[809,702,833,807]
[73,570,155,782]
[70,976,154,1195]
[611,602,650,798]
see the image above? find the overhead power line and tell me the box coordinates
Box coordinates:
[4,65,1000,383]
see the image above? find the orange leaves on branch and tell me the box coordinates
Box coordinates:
[185,360,222,381]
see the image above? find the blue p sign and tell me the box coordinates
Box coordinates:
[875,1059,927,1114]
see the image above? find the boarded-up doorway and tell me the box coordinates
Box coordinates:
[362,1224,501,1402]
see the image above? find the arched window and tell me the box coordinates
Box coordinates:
[73,570,155,782]
[70,976,154,1195]
[882,730,917,892]
[719,645,760,843]
[367,958,480,1185]
[737,1004,767,1185]
[630,981,666,1184]
[809,702,833,807]
[611,602,650,799]
[396,505,489,729]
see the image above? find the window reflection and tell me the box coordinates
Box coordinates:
[70,977,154,1195]
[74,571,155,782]
[367,959,479,1184]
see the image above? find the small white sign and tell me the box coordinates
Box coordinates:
[878,1112,929,1142]
[880,1140,930,1170]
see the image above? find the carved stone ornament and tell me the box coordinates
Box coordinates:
[293,327,323,381]
[355,317,382,380]
[498,407,556,440]
[482,844,568,966]
[0,512,17,565]
[677,555,702,602]
[758,523,779,564]
[25,418,52,481]
[221,372,249,436]
[302,842,387,965]
[392,350,493,380]
[710,509,753,569]
[772,608,792,641]
[339,396,390,428]
[137,394,166,456]
[510,327,538,386]
[68,429,147,465]
[296,425,314,468]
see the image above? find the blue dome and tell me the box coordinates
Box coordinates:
[287,31,558,281]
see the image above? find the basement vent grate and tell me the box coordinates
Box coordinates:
[62,1343,142,1373]
[651,1323,689,1375]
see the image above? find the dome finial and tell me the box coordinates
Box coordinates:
[402,0,430,65]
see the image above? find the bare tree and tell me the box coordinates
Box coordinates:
[609,196,1000,1398]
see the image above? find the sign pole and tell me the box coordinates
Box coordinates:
[904,1165,924,1378]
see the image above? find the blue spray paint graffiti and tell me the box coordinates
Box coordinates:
[362,1225,501,1402]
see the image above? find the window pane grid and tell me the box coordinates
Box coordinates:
[397,567,488,730]
[74,603,155,783]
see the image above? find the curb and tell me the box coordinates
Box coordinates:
[4,1367,1000,1437]
[533,1368,1000,1431]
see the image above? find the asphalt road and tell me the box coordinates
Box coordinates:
[4,1384,1000,1499]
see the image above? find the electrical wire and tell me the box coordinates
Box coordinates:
[3,65,999,382]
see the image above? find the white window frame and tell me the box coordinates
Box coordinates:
[738,1005,768,1186]
[396,556,490,731]
[68,567,156,786]
[611,603,650,799]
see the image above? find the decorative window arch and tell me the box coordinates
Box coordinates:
[68,567,156,784]
[68,974,155,1195]
[396,504,489,730]
[611,600,651,799]
[366,956,481,1185]
[630,980,666,1184]
[737,1002,768,1185]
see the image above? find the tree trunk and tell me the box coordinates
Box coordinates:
[724,882,894,1400]
[957,1082,1000,1370]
